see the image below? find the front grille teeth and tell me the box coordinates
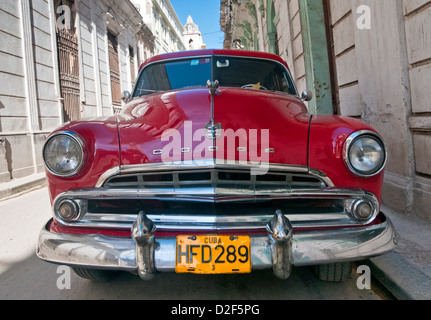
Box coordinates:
[104,169,327,191]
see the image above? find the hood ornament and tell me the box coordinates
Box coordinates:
[205,80,222,140]
[207,79,220,95]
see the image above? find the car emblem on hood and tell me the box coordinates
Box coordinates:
[205,122,222,140]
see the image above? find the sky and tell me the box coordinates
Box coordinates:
[169,0,224,49]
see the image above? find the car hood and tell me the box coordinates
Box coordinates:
[117,88,311,168]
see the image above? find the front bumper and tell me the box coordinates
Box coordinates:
[36,211,397,280]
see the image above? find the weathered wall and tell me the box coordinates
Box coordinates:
[134,0,186,55]
[283,0,308,94]
[346,0,415,214]
[328,0,431,221]
[403,0,431,220]
[0,0,147,184]
[78,0,141,117]
[223,0,431,221]
[328,0,361,117]
[0,0,61,182]
[278,0,431,221]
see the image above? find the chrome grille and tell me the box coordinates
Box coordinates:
[52,163,380,231]
[104,169,327,192]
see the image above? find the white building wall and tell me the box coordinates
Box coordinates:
[328,0,361,117]
[222,0,431,221]
[0,0,62,182]
[401,0,431,220]
[133,0,186,54]
[0,0,149,184]
[77,0,142,116]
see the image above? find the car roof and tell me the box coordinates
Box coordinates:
[140,49,289,71]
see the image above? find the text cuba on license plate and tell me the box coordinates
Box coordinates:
[175,235,251,274]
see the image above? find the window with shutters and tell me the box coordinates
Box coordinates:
[108,32,122,113]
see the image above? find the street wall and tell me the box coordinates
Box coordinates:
[0,0,147,183]
[0,0,60,182]
[223,0,431,221]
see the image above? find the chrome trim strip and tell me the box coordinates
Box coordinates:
[308,168,336,188]
[55,186,372,201]
[96,166,121,188]
[121,161,310,174]
[95,160,331,188]
[52,187,379,230]
[36,215,397,272]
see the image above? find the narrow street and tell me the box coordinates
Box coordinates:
[0,187,393,300]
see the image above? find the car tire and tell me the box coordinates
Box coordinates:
[313,262,352,282]
[72,267,122,282]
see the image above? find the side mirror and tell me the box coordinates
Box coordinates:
[301,89,313,102]
[122,91,132,103]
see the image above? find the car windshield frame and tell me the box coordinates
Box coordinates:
[132,55,298,98]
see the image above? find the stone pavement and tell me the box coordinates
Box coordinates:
[1,174,430,300]
[362,205,431,300]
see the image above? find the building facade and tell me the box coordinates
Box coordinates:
[221,0,431,222]
[133,0,186,54]
[183,15,206,50]
[0,0,185,185]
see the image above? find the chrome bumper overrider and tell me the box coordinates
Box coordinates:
[36,211,398,280]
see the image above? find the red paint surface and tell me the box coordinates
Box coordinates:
[117,89,210,165]
[117,88,310,166]
[214,88,310,165]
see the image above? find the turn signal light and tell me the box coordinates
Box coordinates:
[57,199,80,222]
[352,200,374,222]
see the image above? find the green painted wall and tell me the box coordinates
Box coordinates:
[266,0,278,55]
[299,0,333,115]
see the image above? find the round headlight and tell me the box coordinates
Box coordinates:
[43,132,84,177]
[344,131,386,177]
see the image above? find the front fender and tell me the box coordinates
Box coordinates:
[308,115,385,202]
[45,116,121,203]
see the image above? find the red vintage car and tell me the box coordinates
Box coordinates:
[36,49,397,282]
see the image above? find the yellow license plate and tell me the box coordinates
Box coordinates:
[175,235,251,274]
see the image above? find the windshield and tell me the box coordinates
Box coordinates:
[133,55,297,97]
